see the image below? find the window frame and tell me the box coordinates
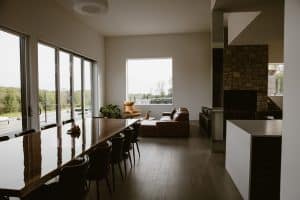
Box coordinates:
[126,57,174,105]
[37,41,95,130]
[0,26,30,133]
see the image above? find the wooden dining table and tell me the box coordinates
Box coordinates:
[0,118,138,198]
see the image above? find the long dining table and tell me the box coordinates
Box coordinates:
[0,118,138,198]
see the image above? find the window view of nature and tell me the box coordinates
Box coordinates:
[38,43,57,126]
[127,58,173,105]
[268,63,284,96]
[0,30,23,134]
[84,60,92,117]
[59,51,71,121]
[73,56,82,119]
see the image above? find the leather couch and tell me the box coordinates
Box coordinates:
[139,108,190,137]
[199,106,212,136]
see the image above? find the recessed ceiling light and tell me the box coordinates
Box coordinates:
[73,0,109,15]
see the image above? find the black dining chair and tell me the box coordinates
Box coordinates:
[0,136,9,142]
[24,156,89,200]
[111,133,125,191]
[52,156,89,200]
[123,127,134,177]
[131,123,141,165]
[86,141,112,200]
[14,129,35,137]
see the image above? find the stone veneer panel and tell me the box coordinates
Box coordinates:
[223,45,268,111]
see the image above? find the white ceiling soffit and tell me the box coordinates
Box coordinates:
[226,11,261,44]
[55,0,211,36]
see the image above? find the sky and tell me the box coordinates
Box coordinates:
[0,29,91,92]
[127,58,172,95]
[0,30,21,88]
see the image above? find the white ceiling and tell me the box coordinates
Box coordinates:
[55,0,211,36]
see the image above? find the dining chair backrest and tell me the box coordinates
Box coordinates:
[59,156,89,198]
[131,123,141,141]
[111,133,125,163]
[87,140,112,180]
[15,129,35,137]
[123,127,134,152]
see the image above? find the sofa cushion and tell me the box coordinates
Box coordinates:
[160,116,171,121]
[173,112,189,121]
[170,109,176,119]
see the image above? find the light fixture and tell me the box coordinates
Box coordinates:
[73,0,109,15]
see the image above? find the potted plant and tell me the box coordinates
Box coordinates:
[100,104,121,118]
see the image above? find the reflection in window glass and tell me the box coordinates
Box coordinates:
[84,60,92,117]
[0,30,23,133]
[59,51,71,121]
[38,43,56,126]
[73,56,82,119]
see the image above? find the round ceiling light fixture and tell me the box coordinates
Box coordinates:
[73,0,109,15]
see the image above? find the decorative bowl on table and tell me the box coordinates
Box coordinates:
[67,125,81,138]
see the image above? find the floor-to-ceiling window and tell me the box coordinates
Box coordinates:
[0,29,28,135]
[38,43,57,127]
[59,51,72,122]
[84,60,92,117]
[73,56,82,119]
[38,42,94,129]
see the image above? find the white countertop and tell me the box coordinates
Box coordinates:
[228,120,282,137]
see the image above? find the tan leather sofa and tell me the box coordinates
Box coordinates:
[140,107,190,137]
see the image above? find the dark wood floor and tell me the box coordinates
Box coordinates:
[85,121,242,200]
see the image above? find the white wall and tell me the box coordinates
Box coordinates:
[105,33,212,120]
[0,0,105,128]
[281,0,300,199]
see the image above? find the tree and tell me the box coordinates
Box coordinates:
[2,89,19,113]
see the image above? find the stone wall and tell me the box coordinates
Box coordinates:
[223,45,268,111]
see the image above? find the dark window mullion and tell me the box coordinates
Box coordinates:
[19,35,29,130]
[81,59,85,120]
[55,48,61,126]
[70,55,74,121]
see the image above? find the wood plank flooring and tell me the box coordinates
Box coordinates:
[85,121,242,200]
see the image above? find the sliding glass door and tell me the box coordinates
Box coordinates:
[38,43,57,127]
[84,60,92,117]
[59,51,72,122]
[38,42,94,129]
[0,29,28,134]
[73,56,82,120]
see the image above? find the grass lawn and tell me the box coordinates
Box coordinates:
[0,112,21,118]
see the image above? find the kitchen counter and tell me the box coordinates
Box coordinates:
[226,120,282,200]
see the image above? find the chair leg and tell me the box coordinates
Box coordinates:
[96,181,100,200]
[132,143,136,165]
[123,159,127,178]
[105,176,113,195]
[85,180,91,192]
[136,142,141,158]
[128,151,132,168]
[112,164,115,191]
[118,161,124,180]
